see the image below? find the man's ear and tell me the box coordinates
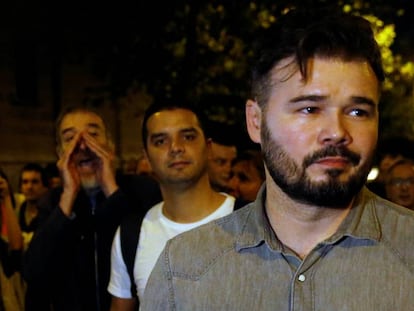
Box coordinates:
[246,99,262,144]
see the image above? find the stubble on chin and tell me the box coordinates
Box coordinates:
[80,175,99,191]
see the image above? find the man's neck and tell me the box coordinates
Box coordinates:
[265,183,353,259]
[24,200,40,225]
[160,177,227,223]
[25,200,39,210]
[83,186,101,198]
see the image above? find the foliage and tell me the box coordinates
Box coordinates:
[80,0,414,136]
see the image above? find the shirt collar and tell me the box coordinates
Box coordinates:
[235,186,381,252]
[328,187,381,243]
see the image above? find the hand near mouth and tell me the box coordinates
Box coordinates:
[81,132,118,197]
[57,132,83,217]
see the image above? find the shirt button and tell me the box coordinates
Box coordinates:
[298,274,306,282]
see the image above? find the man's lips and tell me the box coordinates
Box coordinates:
[313,157,351,168]
[168,160,191,168]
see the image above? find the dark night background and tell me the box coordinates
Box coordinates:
[0,1,413,187]
[1,0,413,108]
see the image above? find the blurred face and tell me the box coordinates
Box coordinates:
[247,57,380,207]
[20,171,48,202]
[145,108,209,188]
[207,142,237,192]
[136,156,152,174]
[385,163,414,210]
[378,154,404,181]
[229,160,264,202]
[49,176,62,189]
[58,111,109,189]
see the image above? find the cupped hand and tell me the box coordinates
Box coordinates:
[82,132,118,196]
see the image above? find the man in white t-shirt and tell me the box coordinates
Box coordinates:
[108,99,237,310]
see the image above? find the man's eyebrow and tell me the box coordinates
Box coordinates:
[289,94,328,103]
[350,96,377,107]
[149,127,199,142]
[149,132,167,140]
[289,95,377,107]
[61,123,102,136]
[180,127,198,134]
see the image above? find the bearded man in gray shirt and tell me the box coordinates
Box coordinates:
[142,6,414,311]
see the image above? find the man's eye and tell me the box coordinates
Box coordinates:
[215,159,226,166]
[89,132,99,137]
[349,109,369,117]
[63,135,74,143]
[301,107,319,114]
[184,134,196,141]
[153,139,165,146]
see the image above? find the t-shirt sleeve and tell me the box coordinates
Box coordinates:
[107,226,133,299]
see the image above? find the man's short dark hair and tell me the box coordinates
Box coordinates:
[141,98,207,150]
[250,7,384,108]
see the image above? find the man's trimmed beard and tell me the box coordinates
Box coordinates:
[261,120,373,208]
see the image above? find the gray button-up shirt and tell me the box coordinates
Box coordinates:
[142,187,414,311]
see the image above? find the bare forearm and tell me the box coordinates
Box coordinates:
[59,189,77,217]
[2,196,22,250]
[110,296,137,311]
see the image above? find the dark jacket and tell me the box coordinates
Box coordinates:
[0,238,20,277]
[23,174,162,311]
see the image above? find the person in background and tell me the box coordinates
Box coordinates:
[23,106,161,311]
[206,121,237,193]
[8,163,49,311]
[0,168,24,311]
[108,100,237,311]
[366,136,414,197]
[44,162,62,189]
[122,158,138,175]
[135,153,155,180]
[17,163,49,249]
[228,149,265,203]
[385,158,414,210]
[142,7,414,310]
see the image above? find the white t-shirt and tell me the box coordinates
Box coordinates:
[108,194,235,301]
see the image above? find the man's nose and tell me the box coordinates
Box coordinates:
[78,139,88,150]
[170,138,184,155]
[317,113,352,146]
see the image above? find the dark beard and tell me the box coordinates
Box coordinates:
[261,122,373,208]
